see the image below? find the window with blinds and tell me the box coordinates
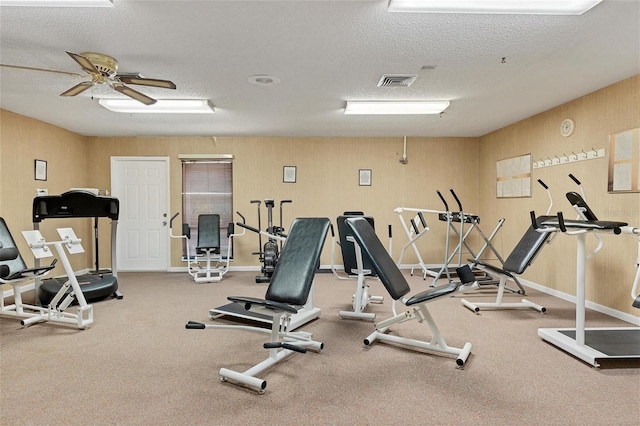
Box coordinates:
[181,160,233,259]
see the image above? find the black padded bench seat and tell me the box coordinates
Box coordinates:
[346,217,473,367]
[541,192,627,232]
[540,218,628,232]
[405,282,462,305]
[470,215,556,276]
[227,217,331,310]
[462,215,553,314]
[186,217,331,393]
[346,217,468,304]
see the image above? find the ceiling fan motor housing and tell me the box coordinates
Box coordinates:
[81,52,118,77]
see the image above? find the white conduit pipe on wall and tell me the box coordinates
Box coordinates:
[400,136,408,164]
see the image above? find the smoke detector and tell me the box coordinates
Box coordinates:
[377,74,418,87]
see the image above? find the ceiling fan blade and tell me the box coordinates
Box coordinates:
[66,51,99,75]
[112,84,157,105]
[117,76,176,90]
[0,63,82,77]
[60,81,95,97]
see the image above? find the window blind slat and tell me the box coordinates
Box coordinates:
[181,161,233,258]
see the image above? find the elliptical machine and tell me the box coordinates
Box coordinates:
[239,199,292,283]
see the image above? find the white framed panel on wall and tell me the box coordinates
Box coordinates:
[496,153,532,198]
[608,127,640,193]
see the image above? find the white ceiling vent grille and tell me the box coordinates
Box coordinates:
[377,74,418,87]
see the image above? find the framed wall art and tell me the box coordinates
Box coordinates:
[34,159,47,181]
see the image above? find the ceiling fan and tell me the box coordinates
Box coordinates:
[1,51,176,105]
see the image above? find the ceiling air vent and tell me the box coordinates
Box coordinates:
[377,74,418,87]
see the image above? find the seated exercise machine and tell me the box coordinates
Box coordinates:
[186,217,331,393]
[346,217,474,367]
[536,175,640,367]
[331,212,384,321]
[208,216,324,330]
[462,179,555,313]
[32,190,121,305]
[169,212,242,283]
[0,217,93,328]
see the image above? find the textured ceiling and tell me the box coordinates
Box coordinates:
[0,0,638,138]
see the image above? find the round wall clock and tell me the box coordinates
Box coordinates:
[560,118,575,137]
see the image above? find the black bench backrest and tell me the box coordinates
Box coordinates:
[265,218,331,306]
[566,191,598,221]
[337,214,376,276]
[502,216,554,275]
[196,214,221,253]
[0,217,27,279]
[346,217,411,300]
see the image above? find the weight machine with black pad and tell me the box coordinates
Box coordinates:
[208,212,324,331]
[331,212,384,321]
[169,212,242,283]
[462,179,559,313]
[536,175,640,367]
[186,218,331,393]
[346,217,474,367]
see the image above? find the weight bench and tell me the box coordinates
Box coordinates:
[462,216,552,314]
[346,217,473,367]
[332,214,383,321]
[186,217,331,393]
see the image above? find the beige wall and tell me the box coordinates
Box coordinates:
[87,135,480,267]
[479,75,640,316]
[0,109,93,277]
[1,74,639,316]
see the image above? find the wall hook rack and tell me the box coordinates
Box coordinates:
[533,148,605,169]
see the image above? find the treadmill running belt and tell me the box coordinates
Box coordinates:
[558,329,640,356]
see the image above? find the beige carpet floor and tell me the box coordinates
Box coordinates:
[1,270,638,425]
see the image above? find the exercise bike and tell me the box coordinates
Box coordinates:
[238,199,291,283]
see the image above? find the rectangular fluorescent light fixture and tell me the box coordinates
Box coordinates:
[99,99,215,114]
[0,0,113,6]
[344,101,449,115]
[388,0,602,15]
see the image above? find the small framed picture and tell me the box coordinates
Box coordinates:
[283,166,297,183]
[35,159,47,181]
[359,169,372,186]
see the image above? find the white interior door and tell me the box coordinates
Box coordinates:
[111,157,170,271]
